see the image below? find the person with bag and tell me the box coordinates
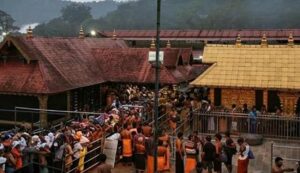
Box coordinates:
[237,144,249,173]
[237,137,253,173]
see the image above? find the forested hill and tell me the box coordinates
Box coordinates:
[99,0,300,30]
[3,0,300,37]
[0,0,118,25]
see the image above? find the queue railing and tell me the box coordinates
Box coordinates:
[271,143,300,172]
[192,111,300,140]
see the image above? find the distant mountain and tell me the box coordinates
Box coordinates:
[0,0,118,26]
[96,0,300,29]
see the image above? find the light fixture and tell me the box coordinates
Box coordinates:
[90,30,96,37]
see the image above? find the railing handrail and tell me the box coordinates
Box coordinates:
[15,107,104,116]
[195,111,300,121]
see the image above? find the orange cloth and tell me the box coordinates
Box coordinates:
[122,139,132,157]
[147,155,154,173]
[157,156,165,172]
[157,146,167,172]
[185,157,197,173]
[11,148,22,169]
[237,157,249,173]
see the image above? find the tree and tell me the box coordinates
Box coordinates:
[61,3,92,24]
[34,3,93,36]
[0,10,19,34]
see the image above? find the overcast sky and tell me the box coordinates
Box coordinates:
[63,0,134,2]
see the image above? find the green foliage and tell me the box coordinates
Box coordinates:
[96,0,300,30]
[61,3,92,25]
[34,0,300,36]
[0,10,19,33]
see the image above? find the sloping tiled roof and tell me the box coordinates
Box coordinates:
[92,48,210,84]
[0,36,128,94]
[101,29,300,41]
[190,44,300,90]
[0,36,209,94]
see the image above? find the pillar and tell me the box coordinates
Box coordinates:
[66,91,71,119]
[278,92,299,116]
[38,95,48,128]
[209,88,215,105]
[263,90,268,110]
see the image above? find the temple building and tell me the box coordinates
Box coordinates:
[99,29,300,48]
[191,33,300,116]
[0,27,209,127]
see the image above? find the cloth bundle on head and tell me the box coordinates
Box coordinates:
[44,132,54,148]
[0,157,6,165]
[12,141,20,148]
[112,108,119,115]
[19,137,27,151]
[38,143,51,153]
[31,135,41,145]
[80,135,90,144]
[22,132,30,136]
[38,143,48,149]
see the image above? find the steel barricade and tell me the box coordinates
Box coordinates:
[271,143,300,172]
[192,111,300,140]
[66,136,104,173]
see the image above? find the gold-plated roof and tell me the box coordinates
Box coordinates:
[190,44,300,90]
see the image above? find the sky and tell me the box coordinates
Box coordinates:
[63,0,134,2]
[19,23,39,33]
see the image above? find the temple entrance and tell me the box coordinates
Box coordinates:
[71,85,101,112]
[267,91,281,112]
[0,94,39,130]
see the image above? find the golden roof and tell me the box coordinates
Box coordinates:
[190,44,300,90]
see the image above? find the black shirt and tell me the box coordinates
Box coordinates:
[203,142,216,162]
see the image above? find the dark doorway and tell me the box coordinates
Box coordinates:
[48,92,68,122]
[178,56,183,66]
[296,97,300,117]
[214,88,222,106]
[0,95,39,130]
[267,91,281,112]
[255,90,263,111]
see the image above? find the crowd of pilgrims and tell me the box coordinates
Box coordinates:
[0,84,263,173]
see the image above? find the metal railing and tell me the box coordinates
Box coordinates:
[66,136,104,173]
[192,111,300,140]
[271,143,300,172]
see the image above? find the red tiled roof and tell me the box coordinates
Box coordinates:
[101,29,300,40]
[0,36,128,94]
[0,61,47,94]
[0,36,209,94]
[92,48,210,84]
